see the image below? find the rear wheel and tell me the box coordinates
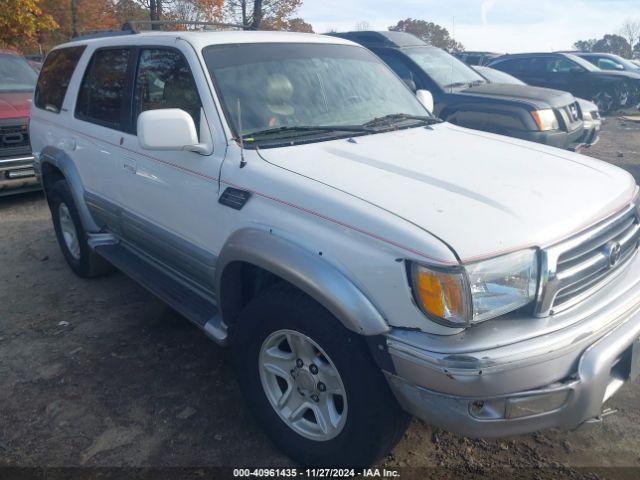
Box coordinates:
[48,179,113,278]
[232,283,409,467]
[592,88,615,113]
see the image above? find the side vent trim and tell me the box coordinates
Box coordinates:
[219,187,251,210]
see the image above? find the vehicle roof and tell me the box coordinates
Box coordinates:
[55,30,355,51]
[493,52,567,58]
[571,51,621,58]
[329,31,427,48]
[458,51,501,55]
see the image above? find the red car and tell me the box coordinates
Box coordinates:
[0,49,39,196]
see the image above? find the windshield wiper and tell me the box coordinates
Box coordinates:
[442,81,469,90]
[363,113,442,129]
[243,125,373,141]
[468,79,486,87]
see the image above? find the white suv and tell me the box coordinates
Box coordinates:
[30,29,640,467]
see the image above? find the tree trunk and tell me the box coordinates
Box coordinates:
[150,0,162,29]
[241,0,248,28]
[71,0,79,37]
[249,0,263,30]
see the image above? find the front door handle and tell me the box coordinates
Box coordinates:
[123,161,137,174]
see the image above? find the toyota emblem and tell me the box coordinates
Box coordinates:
[605,241,622,268]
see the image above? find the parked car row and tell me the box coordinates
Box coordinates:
[455,49,640,113]
[488,52,640,113]
[29,26,640,467]
[333,31,598,151]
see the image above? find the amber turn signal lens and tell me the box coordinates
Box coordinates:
[412,265,469,326]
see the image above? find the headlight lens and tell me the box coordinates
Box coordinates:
[410,249,539,327]
[466,249,539,323]
[531,109,559,131]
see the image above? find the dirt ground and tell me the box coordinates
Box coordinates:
[1,117,640,478]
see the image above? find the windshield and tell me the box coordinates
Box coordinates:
[564,53,598,72]
[404,46,486,91]
[202,43,428,143]
[0,54,37,92]
[611,56,640,70]
[474,66,526,85]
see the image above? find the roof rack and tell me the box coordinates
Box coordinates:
[121,20,246,33]
[71,20,246,41]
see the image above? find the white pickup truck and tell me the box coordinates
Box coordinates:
[30,29,640,467]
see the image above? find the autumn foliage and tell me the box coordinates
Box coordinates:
[3,0,313,55]
[0,0,57,51]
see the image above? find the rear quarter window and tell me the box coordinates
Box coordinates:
[34,46,86,113]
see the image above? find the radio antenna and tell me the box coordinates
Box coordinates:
[237,97,246,168]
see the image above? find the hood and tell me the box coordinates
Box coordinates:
[460,83,576,109]
[258,124,635,263]
[0,91,32,120]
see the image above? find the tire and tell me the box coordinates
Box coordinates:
[617,82,631,108]
[232,283,409,467]
[48,179,113,278]
[592,87,616,114]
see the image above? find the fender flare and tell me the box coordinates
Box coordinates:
[215,228,390,336]
[39,146,99,232]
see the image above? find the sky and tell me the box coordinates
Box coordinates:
[298,0,639,52]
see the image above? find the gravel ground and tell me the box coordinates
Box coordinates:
[1,117,640,478]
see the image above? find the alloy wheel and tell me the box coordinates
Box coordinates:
[259,329,348,441]
[58,202,81,260]
[592,90,614,113]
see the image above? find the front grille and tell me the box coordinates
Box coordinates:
[536,203,640,316]
[0,124,30,155]
[559,102,582,130]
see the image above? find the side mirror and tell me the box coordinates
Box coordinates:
[137,109,209,154]
[416,89,434,112]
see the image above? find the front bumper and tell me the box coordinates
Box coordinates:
[506,127,585,151]
[384,251,640,438]
[0,155,39,196]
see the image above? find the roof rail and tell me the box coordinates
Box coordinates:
[70,27,136,41]
[121,20,247,33]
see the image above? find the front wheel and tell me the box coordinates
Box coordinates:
[232,284,409,467]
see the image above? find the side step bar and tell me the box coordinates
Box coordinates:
[95,243,227,345]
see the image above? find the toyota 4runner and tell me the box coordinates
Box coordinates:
[30,28,640,467]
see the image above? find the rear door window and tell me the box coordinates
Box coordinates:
[76,48,131,130]
[34,46,86,113]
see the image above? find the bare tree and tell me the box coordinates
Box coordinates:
[355,20,370,31]
[620,17,640,53]
[224,0,301,30]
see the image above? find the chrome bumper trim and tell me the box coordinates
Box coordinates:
[386,301,640,437]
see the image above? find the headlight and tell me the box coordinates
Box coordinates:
[531,109,559,131]
[466,249,539,323]
[582,110,593,121]
[410,249,539,327]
